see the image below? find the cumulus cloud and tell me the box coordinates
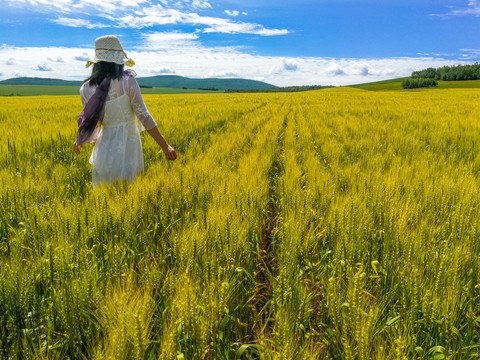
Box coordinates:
[150,66,176,74]
[208,69,241,78]
[0,44,475,86]
[36,63,54,71]
[13,70,26,77]
[271,60,299,74]
[74,53,90,61]
[48,56,65,63]
[324,64,346,76]
[349,63,370,76]
[283,60,299,71]
[225,10,240,16]
[6,58,15,65]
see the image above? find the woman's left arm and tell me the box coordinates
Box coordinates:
[126,75,177,161]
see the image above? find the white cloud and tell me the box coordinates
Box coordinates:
[324,63,346,76]
[48,56,65,62]
[75,53,90,61]
[10,0,149,14]
[143,31,199,42]
[150,66,176,74]
[4,0,288,36]
[349,63,370,76]
[208,69,241,78]
[201,19,289,35]
[9,0,75,12]
[141,31,202,51]
[13,70,26,77]
[0,44,475,87]
[192,0,211,9]
[36,63,54,71]
[460,48,480,59]
[283,60,299,71]
[271,59,299,74]
[225,10,240,16]
[114,6,290,35]
[52,17,109,28]
[430,0,480,17]
[6,58,15,65]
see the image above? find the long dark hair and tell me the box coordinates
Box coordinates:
[76,61,124,146]
[84,61,124,86]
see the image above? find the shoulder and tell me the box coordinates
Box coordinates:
[80,81,93,94]
[123,71,140,90]
[122,70,137,83]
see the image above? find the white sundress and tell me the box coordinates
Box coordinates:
[80,75,158,187]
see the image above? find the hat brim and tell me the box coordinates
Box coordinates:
[85,49,135,67]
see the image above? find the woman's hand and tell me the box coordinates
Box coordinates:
[145,127,177,160]
[162,144,177,161]
[74,143,83,155]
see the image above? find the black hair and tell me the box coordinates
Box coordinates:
[84,61,124,86]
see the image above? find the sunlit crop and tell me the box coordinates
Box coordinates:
[1,88,480,359]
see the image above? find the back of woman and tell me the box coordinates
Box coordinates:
[74,35,177,187]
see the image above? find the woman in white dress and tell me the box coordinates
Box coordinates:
[73,35,177,186]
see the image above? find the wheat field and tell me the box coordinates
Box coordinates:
[1,87,480,359]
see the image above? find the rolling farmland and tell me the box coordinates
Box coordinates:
[1,87,480,359]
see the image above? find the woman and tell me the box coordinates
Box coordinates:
[74,35,177,186]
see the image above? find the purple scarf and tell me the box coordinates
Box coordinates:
[75,77,111,146]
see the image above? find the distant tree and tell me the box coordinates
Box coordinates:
[402,78,438,89]
[411,63,480,81]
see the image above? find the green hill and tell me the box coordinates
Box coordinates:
[136,75,275,90]
[348,78,408,91]
[0,77,83,86]
[0,75,276,91]
[348,78,480,91]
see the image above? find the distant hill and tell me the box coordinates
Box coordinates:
[348,78,480,91]
[0,75,276,90]
[136,75,275,90]
[0,77,83,86]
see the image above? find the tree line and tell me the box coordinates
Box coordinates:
[402,78,438,89]
[411,62,480,81]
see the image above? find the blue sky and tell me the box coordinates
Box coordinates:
[0,0,479,86]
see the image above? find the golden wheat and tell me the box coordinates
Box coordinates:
[1,88,480,359]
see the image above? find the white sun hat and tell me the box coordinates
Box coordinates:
[86,35,135,67]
